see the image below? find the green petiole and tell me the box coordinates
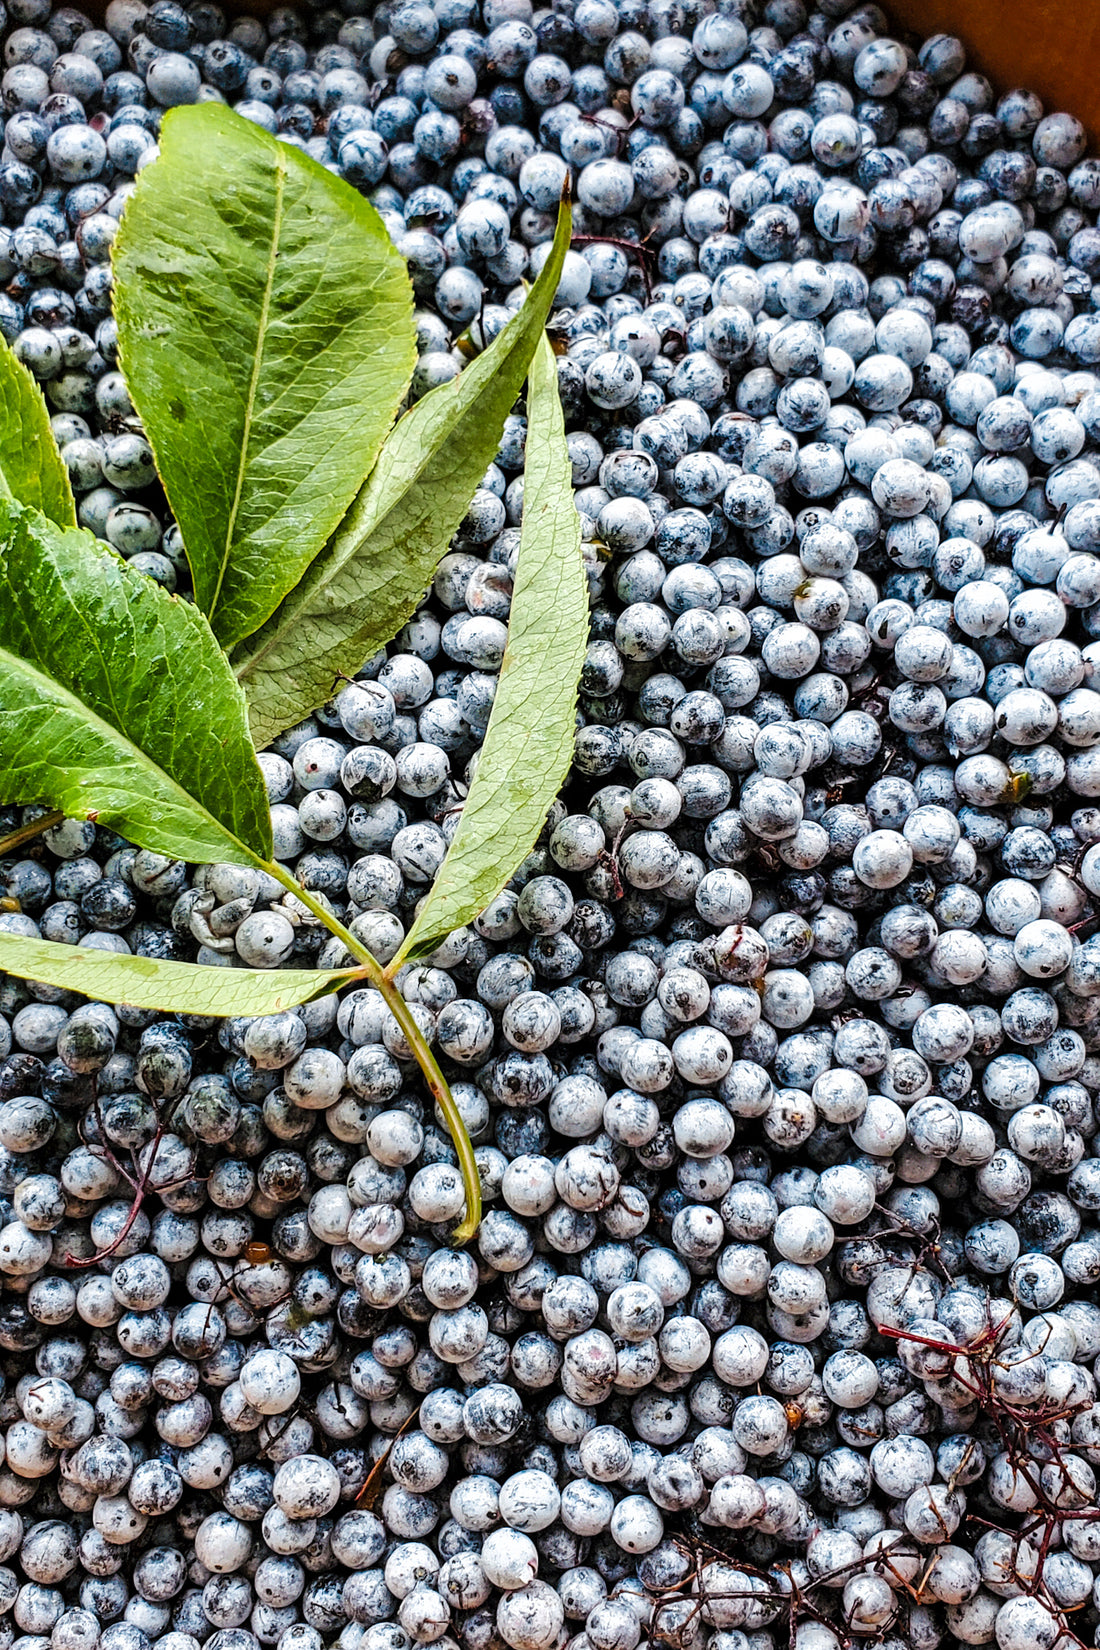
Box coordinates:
[260,857,481,1245]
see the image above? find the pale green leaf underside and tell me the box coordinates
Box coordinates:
[399,333,587,963]
[233,195,574,749]
[113,103,416,652]
[0,499,272,866]
[0,346,76,526]
[0,932,358,1014]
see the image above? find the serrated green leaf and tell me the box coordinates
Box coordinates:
[0,931,359,1013]
[0,345,76,527]
[397,333,586,965]
[0,498,273,866]
[113,103,417,652]
[233,194,573,749]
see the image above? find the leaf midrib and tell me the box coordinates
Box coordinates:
[0,932,360,1012]
[0,639,261,865]
[208,148,288,625]
[232,298,540,690]
[395,334,584,962]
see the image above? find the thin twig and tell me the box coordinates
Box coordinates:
[356,1405,420,1509]
[571,231,657,300]
[67,1102,200,1267]
[0,809,65,858]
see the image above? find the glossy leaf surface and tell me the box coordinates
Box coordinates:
[113,103,416,650]
[0,499,272,865]
[398,333,586,964]
[0,932,358,1013]
[0,346,75,526]
[234,195,573,748]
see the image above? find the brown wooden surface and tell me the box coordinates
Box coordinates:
[880,0,1100,142]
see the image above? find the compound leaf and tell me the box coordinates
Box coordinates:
[113,102,416,651]
[397,332,586,964]
[0,932,358,1013]
[0,345,76,526]
[0,498,272,866]
[233,194,573,749]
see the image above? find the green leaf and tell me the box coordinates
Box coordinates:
[233,193,574,749]
[0,931,359,1013]
[0,499,273,866]
[112,103,417,652]
[0,346,76,527]
[396,333,587,964]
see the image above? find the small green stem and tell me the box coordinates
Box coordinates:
[374,978,482,1246]
[260,858,481,1244]
[262,858,377,969]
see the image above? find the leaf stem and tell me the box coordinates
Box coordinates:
[0,809,65,858]
[259,857,481,1244]
[373,970,482,1246]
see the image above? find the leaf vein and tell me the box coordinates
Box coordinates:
[207,145,287,625]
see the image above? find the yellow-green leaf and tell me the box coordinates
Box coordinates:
[233,194,573,749]
[0,498,272,866]
[397,333,587,964]
[0,931,359,1013]
[0,345,76,526]
[113,103,416,651]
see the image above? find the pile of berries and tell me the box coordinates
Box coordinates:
[5,4,1100,1650]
